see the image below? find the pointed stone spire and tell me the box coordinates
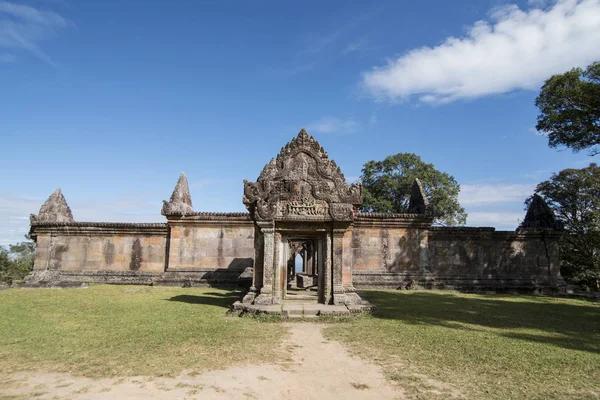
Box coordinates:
[520,193,563,230]
[30,189,74,223]
[408,178,429,214]
[161,172,194,216]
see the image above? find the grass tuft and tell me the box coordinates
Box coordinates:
[0,286,286,378]
[324,290,600,400]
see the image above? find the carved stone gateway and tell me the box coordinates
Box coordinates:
[243,129,363,305]
[27,128,565,302]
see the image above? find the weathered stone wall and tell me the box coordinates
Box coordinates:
[350,215,562,292]
[28,214,562,292]
[28,222,168,285]
[161,213,255,287]
[29,214,255,288]
[427,228,561,290]
[32,222,168,273]
[167,222,254,270]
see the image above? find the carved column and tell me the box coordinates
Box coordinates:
[254,225,275,305]
[323,230,333,304]
[273,231,282,304]
[243,224,263,304]
[332,227,346,305]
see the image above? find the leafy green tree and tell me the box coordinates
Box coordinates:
[0,247,11,285]
[532,163,600,291]
[360,153,467,226]
[535,61,600,155]
[0,234,36,285]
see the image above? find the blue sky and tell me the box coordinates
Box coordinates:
[1,0,599,245]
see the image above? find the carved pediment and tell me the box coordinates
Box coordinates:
[243,129,362,221]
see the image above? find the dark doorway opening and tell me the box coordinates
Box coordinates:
[285,237,319,302]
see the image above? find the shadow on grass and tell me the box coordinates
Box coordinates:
[166,292,239,308]
[362,290,600,354]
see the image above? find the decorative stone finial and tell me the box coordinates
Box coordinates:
[519,193,563,230]
[408,178,429,214]
[161,172,194,216]
[30,188,74,224]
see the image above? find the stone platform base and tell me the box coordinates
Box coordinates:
[22,269,252,290]
[232,300,374,318]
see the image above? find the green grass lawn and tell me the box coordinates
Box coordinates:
[0,285,285,378]
[1,286,599,399]
[324,290,600,400]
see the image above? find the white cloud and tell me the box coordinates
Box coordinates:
[459,183,536,206]
[343,37,368,54]
[362,0,600,103]
[0,193,163,247]
[528,127,548,136]
[0,1,69,66]
[466,211,524,229]
[529,0,550,7]
[305,117,360,134]
[369,113,378,124]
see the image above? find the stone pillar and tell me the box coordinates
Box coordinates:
[254,225,275,305]
[332,227,345,305]
[243,224,264,304]
[273,231,282,304]
[341,225,361,305]
[323,230,333,304]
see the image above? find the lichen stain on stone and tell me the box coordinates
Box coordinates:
[217,228,224,266]
[130,239,142,271]
[51,244,69,269]
[103,241,115,265]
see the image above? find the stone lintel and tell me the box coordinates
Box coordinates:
[30,222,168,236]
[354,214,433,229]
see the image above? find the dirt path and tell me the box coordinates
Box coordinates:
[1,323,404,400]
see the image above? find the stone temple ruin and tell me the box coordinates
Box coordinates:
[28,129,565,312]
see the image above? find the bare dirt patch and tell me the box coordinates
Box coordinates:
[0,323,404,399]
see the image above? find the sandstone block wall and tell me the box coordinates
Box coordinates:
[167,224,254,270]
[428,228,560,284]
[160,218,255,287]
[32,223,168,273]
[350,218,562,291]
[29,215,562,292]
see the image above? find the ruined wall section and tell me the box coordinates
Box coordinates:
[29,214,256,287]
[161,213,255,286]
[29,222,168,285]
[428,228,562,290]
[350,214,563,292]
[351,213,432,288]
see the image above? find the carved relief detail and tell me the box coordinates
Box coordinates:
[243,129,362,222]
[261,228,275,295]
[329,203,354,222]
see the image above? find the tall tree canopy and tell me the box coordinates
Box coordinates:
[532,163,600,291]
[360,153,467,226]
[535,61,600,155]
[0,234,36,285]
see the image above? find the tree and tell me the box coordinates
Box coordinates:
[0,247,11,285]
[0,234,36,285]
[360,153,467,226]
[535,61,600,155]
[531,163,600,291]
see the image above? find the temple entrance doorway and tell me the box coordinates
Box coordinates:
[284,236,321,303]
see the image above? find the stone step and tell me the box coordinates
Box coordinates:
[284,296,319,303]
